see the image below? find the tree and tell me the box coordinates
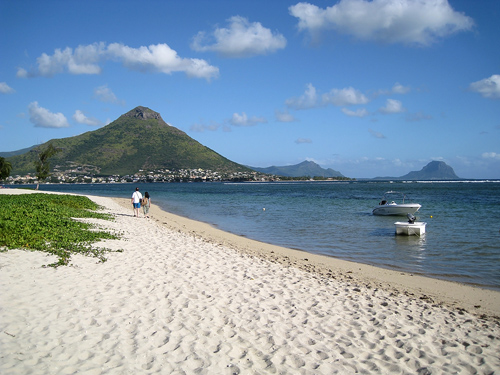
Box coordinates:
[34,143,60,189]
[0,157,12,182]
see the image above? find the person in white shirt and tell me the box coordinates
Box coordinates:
[131,187,143,217]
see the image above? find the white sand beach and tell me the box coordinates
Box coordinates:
[1,189,499,374]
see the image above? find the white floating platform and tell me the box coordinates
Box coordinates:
[394,221,427,236]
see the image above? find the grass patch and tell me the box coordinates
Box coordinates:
[0,194,119,267]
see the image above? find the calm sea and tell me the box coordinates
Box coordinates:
[23,180,500,290]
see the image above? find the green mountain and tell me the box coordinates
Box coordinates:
[250,160,345,178]
[6,106,251,176]
[373,161,460,180]
[0,145,36,158]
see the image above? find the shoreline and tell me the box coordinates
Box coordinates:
[2,190,500,374]
[113,197,500,319]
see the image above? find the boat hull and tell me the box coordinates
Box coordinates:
[373,204,421,216]
[394,221,426,236]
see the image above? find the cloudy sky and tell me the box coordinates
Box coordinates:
[1,0,499,178]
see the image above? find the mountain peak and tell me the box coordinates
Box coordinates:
[400,161,459,180]
[250,160,345,178]
[298,160,316,166]
[123,106,162,121]
[6,106,250,176]
[422,161,451,172]
[372,160,460,180]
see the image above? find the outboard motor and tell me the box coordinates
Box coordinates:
[407,213,416,224]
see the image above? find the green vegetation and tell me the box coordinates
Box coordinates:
[0,194,119,267]
[7,106,252,176]
[34,143,61,189]
[0,157,12,181]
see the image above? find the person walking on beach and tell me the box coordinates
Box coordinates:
[131,187,143,217]
[142,191,151,218]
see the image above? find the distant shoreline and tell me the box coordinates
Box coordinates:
[3,178,500,189]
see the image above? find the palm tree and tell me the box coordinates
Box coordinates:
[0,157,12,183]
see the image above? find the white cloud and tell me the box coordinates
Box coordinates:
[28,102,69,128]
[16,68,28,78]
[392,158,403,166]
[373,82,411,97]
[295,138,312,144]
[482,152,500,160]
[289,0,474,46]
[379,99,405,114]
[36,44,104,76]
[275,109,297,122]
[107,43,219,79]
[0,82,14,94]
[369,128,386,139]
[469,75,500,99]
[323,87,369,106]
[286,83,319,109]
[229,112,267,127]
[341,108,370,117]
[191,16,286,58]
[391,82,411,94]
[73,110,102,126]
[190,122,221,132]
[192,113,268,132]
[287,84,370,110]
[18,42,219,81]
[94,85,124,105]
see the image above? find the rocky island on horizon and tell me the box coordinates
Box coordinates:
[371,161,460,181]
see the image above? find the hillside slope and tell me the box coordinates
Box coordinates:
[7,106,250,176]
[399,161,459,180]
[373,161,460,180]
[251,160,345,178]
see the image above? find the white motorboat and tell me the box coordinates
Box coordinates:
[372,191,421,216]
[394,214,427,236]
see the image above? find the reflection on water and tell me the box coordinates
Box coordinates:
[394,235,427,265]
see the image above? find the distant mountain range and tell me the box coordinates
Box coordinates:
[2,106,461,181]
[250,160,345,178]
[373,161,460,180]
[5,106,251,176]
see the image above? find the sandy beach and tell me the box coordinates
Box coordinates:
[1,189,499,374]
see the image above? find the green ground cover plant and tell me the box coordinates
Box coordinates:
[0,194,119,267]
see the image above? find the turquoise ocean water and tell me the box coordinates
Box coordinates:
[24,180,500,290]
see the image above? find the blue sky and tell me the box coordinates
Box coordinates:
[1,0,499,179]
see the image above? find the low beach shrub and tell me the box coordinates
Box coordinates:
[0,194,119,267]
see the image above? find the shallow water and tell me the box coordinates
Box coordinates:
[30,180,500,290]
